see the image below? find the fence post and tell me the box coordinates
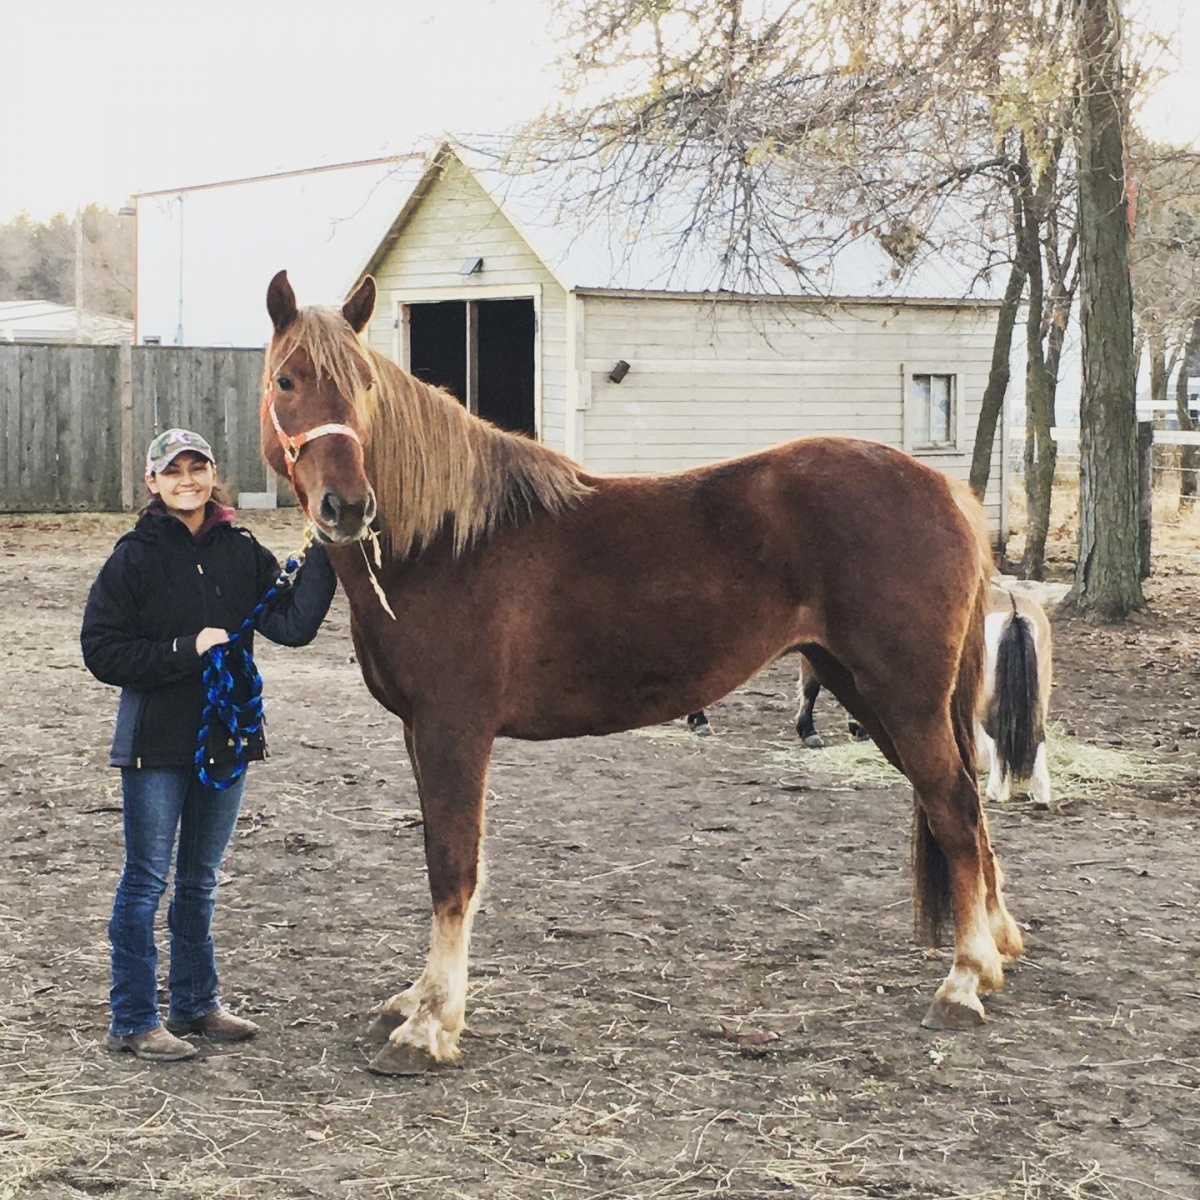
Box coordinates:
[119,344,135,511]
[1138,419,1153,580]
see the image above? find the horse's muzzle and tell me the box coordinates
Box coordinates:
[314,486,377,543]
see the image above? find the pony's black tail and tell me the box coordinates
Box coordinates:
[990,608,1042,783]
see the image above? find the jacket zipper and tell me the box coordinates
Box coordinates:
[132,693,149,771]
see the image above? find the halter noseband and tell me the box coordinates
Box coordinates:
[267,396,362,480]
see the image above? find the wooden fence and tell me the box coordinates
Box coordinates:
[0,344,282,512]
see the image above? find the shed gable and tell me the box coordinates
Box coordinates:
[364,156,570,452]
[368,157,559,295]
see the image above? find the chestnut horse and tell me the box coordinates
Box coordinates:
[260,270,1024,1076]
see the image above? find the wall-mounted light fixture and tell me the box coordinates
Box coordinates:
[608,359,631,384]
[459,256,484,276]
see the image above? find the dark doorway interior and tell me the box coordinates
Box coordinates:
[476,299,536,437]
[409,301,466,402]
[406,297,536,438]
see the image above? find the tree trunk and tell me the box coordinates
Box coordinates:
[1148,330,1168,486]
[970,254,1028,500]
[1018,147,1057,581]
[1022,238,1057,581]
[1148,331,1168,410]
[1177,318,1200,503]
[1064,0,1143,618]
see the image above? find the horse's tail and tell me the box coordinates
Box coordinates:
[991,605,1042,783]
[913,479,991,947]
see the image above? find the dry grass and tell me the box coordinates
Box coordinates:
[1006,473,1200,574]
[757,721,1184,807]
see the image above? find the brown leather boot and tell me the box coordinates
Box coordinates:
[165,1007,260,1043]
[105,1025,198,1061]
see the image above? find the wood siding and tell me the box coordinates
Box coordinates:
[0,344,272,512]
[131,347,268,503]
[365,158,569,451]
[578,295,1005,532]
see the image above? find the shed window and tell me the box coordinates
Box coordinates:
[910,372,956,450]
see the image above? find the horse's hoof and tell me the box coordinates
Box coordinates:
[921,997,985,1031]
[850,725,870,742]
[368,1040,437,1076]
[363,1010,405,1043]
[802,734,825,749]
[691,723,713,737]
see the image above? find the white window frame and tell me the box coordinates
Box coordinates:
[903,364,961,455]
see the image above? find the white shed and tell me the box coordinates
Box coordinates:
[0,300,133,344]
[357,144,1009,539]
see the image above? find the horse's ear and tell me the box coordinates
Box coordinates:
[267,270,298,332]
[342,276,376,334]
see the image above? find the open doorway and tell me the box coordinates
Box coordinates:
[406,297,536,438]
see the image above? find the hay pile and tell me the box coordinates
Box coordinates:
[764,722,1187,805]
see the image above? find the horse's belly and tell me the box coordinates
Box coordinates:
[498,639,787,740]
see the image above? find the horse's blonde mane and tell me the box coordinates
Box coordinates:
[269,306,593,559]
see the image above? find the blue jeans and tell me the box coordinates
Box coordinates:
[108,766,246,1036]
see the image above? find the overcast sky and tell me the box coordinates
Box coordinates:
[3,0,1197,223]
[3,0,558,221]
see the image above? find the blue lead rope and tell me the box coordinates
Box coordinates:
[195,535,312,789]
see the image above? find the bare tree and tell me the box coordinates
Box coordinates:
[1019,122,1081,579]
[0,206,133,319]
[535,2,1096,537]
[536,1,1030,290]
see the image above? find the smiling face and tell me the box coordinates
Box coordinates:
[262,270,379,543]
[147,451,215,522]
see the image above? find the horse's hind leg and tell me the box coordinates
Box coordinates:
[898,722,1009,1028]
[794,660,825,748]
[799,647,1021,1019]
[1030,740,1051,809]
[976,806,1024,963]
[369,723,492,1075]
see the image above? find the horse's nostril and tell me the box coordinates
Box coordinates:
[319,492,343,527]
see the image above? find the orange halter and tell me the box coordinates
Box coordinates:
[266,396,361,481]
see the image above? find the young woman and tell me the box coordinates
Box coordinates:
[81,428,338,1062]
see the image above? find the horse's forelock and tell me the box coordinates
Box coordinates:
[265,302,592,561]
[266,306,378,416]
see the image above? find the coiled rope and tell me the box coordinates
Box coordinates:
[195,526,315,789]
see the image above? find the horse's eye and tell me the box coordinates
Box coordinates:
[277,375,294,391]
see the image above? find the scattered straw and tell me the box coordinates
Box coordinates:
[757,722,1190,805]
[1043,722,1190,800]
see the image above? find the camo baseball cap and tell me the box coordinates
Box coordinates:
[145,428,216,475]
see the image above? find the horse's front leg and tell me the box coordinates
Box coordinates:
[368,723,492,1076]
[367,723,430,1040]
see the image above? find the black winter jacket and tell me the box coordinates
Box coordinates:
[81,504,337,769]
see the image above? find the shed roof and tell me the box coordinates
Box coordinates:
[0,300,133,344]
[359,140,1006,304]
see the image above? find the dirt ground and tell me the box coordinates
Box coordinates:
[1,510,1198,1200]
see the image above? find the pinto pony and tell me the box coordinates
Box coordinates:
[260,270,1024,1075]
[978,589,1053,808]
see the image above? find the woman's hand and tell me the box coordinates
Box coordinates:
[195,627,230,654]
